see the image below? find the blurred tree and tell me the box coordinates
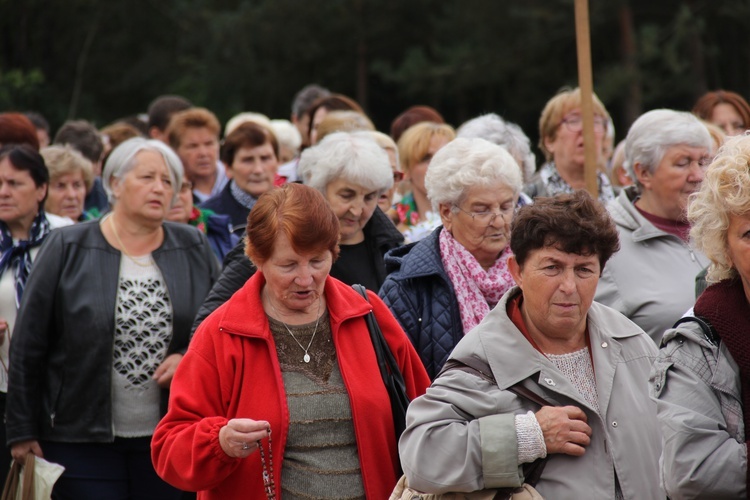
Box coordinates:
[0,0,748,163]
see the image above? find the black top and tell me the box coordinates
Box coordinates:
[332,240,379,292]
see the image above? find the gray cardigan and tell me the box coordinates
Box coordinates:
[6,220,219,445]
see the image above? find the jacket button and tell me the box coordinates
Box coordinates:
[655,382,661,390]
[601,342,608,348]
[611,421,618,427]
[544,378,556,386]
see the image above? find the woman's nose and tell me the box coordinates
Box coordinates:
[295,268,313,286]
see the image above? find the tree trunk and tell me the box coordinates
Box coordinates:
[355,0,368,110]
[618,1,641,129]
[686,1,707,99]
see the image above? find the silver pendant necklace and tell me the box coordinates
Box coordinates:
[267,292,322,363]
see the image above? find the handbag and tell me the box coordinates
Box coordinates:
[390,476,544,500]
[390,357,550,500]
[1,454,65,500]
[352,284,411,442]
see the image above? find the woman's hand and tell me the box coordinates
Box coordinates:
[219,419,271,459]
[535,405,591,456]
[153,353,183,388]
[0,317,8,346]
[10,440,43,465]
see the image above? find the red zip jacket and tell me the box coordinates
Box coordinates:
[152,272,430,499]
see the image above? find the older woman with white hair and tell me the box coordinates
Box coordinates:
[595,109,712,343]
[457,113,536,185]
[297,132,404,291]
[7,137,219,498]
[41,144,95,222]
[189,132,405,334]
[651,134,750,498]
[379,137,522,378]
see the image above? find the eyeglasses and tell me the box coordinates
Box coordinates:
[393,171,405,183]
[560,115,607,134]
[453,205,514,225]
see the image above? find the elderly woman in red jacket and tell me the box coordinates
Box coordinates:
[152,183,430,499]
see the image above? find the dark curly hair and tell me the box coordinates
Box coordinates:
[510,190,619,270]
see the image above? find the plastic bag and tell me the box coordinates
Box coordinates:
[1,454,65,500]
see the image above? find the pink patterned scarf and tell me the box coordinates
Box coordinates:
[439,229,515,334]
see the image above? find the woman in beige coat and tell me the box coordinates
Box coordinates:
[399,191,663,499]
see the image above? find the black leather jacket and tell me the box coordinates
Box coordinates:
[6,220,219,445]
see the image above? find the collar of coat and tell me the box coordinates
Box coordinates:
[214,271,373,340]
[448,286,653,413]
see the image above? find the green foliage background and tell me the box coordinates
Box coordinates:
[1,0,747,152]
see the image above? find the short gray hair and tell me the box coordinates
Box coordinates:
[297,132,393,194]
[624,109,712,189]
[351,130,399,168]
[425,137,523,211]
[102,137,183,203]
[457,113,536,182]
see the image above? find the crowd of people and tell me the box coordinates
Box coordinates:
[1,83,750,499]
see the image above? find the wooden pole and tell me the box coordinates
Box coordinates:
[574,0,598,197]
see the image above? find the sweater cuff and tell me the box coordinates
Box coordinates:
[515,411,547,463]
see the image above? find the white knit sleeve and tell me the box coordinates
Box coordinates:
[515,410,547,463]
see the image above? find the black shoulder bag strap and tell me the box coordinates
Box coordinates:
[351,284,411,443]
[438,357,550,488]
[672,315,719,347]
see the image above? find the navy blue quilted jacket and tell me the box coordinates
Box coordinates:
[379,227,462,379]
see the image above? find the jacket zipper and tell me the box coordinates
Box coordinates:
[50,373,65,428]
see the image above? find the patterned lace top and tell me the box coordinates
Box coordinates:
[112,253,172,437]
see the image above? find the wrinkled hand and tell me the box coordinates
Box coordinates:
[219,419,271,458]
[10,440,43,465]
[535,405,591,456]
[152,353,183,388]
[0,317,8,346]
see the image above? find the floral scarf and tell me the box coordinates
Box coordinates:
[0,212,51,308]
[439,228,515,334]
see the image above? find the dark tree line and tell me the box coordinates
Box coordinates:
[1,0,748,154]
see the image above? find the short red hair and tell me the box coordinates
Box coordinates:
[245,183,340,265]
[692,90,750,129]
[0,113,40,150]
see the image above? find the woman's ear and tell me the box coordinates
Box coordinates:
[633,162,652,189]
[439,203,454,231]
[36,183,48,205]
[508,255,522,288]
[543,134,557,156]
[110,176,123,200]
